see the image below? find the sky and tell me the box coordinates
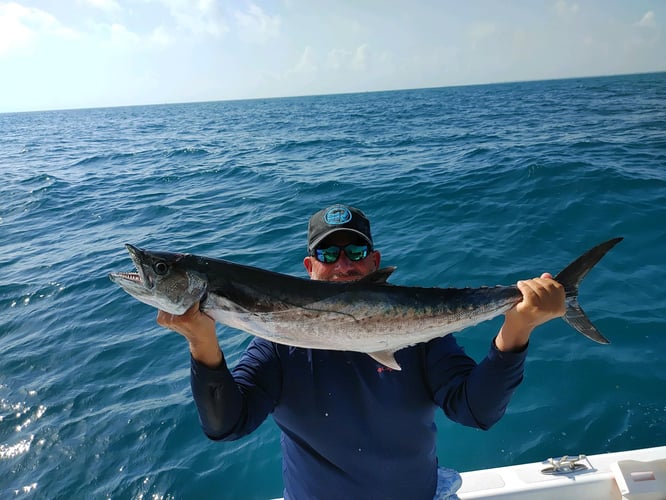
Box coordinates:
[0,1,665,113]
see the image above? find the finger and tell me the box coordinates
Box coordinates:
[157,310,175,327]
[516,278,541,297]
[156,310,168,326]
[520,276,559,290]
[516,278,554,306]
[526,277,566,310]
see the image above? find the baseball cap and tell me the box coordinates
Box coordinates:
[307,204,373,254]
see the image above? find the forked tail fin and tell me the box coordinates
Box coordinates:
[554,237,623,344]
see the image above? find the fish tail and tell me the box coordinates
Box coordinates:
[554,237,623,344]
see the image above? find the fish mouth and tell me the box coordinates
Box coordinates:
[108,244,153,291]
[110,271,145,285]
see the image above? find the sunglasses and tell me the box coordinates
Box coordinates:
[313,243,370,264]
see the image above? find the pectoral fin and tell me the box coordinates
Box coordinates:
[368,350,402,371]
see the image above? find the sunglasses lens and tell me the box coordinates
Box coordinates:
[344,244,369,261]
[314,244,370,263]
[316,246,341,263]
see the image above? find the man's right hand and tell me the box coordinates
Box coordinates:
[157,302,222,368]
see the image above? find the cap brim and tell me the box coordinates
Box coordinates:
[308,228,373,253]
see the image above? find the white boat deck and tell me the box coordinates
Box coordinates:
[457,445,666,499]
[269,445,666,499]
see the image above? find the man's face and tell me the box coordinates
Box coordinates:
[303,232,381,282]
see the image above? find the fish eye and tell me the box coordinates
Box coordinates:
[153,261,169,275]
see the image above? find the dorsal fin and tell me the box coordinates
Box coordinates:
[358,266,397,285]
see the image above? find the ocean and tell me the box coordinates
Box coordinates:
[1,72,665,499]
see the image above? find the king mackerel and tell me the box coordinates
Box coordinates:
[109,237,622,370]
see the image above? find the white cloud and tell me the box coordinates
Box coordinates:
[148,25,172,46]
[81,0,121,12]
[293,45,317,73]
[637,11,656,29]
[147,0,228,38]
[0,3,33,55]
[0,2,78,56]
[325,45,371,72]
[2,1,666,113]
[234,2,280,43]
[108,23,141,46]
[351,43,369,71]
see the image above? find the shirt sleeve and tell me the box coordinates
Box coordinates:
[427,335,527,430]
[190,338,282,441]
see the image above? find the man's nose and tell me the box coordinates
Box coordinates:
[333,252,355,271]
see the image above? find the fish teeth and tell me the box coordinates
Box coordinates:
[119,272,142,283]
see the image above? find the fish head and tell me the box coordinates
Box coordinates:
[109,244,207,315]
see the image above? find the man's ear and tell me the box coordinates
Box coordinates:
[303,256,314,276]
[371,250,381,271]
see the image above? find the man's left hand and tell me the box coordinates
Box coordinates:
[495,273,566,352]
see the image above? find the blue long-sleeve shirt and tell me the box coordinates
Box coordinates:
[190,335,526,500]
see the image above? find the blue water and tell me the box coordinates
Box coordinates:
[1,72,665,498]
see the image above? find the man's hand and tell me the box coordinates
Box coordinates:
[496,273,566,352]
[157,302,222,368]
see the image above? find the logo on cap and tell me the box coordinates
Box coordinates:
[323,206,352,225]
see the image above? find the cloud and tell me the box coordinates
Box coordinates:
[0,0,229,62]
[148,25,172,46]
[325,44,371,72]
[351,43,369,71]
[0,2,78,56]
[98,22,170,49]
[234,2,280,43]
[148,0,229,38]
[637,11,656,29]
[293,45,317,73]
[81,0,121,12]
[108,22,141,46]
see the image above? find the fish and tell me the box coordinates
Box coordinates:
[108,237,623,370]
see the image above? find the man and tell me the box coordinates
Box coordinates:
[157,204,565,500]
